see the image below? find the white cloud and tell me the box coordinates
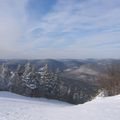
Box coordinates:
[0,0,28,58]
[0,0,120,59]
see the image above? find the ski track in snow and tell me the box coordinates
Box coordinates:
[0,91,120,120]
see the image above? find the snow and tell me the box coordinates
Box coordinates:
[0,91,120,120]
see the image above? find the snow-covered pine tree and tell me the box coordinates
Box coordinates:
[22,63,39,96]
[0,63,11,91]
[39,64,59,97]
[10,64,25,93]
[0,63,11,78]
[23,62,32,76]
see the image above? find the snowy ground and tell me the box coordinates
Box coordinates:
[0,92,120,120]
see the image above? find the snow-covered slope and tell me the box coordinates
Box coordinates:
[0,92,120,120]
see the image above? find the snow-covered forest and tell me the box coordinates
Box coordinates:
[0,61,98,104]
[0,59,120,104]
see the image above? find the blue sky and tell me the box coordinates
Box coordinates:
[0,0,120,59]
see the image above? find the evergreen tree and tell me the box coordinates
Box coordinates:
[0,63,11,90]
[39,64,59,97]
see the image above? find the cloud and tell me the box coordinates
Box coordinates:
[0,0,28,58]
[0,0,120,59]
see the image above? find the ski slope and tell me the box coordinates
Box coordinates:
[0,91,120,120]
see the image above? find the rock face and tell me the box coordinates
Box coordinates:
[0,63,98,104]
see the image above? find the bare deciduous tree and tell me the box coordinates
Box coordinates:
[98,63,120,96]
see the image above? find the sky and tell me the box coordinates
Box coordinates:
[0,0,120,59]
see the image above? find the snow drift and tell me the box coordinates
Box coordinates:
[0,91,120,120]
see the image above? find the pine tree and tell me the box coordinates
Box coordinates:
[10,64,24,93]
[39,64,59,97]
[0,63,11,90]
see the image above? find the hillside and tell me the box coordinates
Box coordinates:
[0,91,120,120]
[0,59,120,104]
